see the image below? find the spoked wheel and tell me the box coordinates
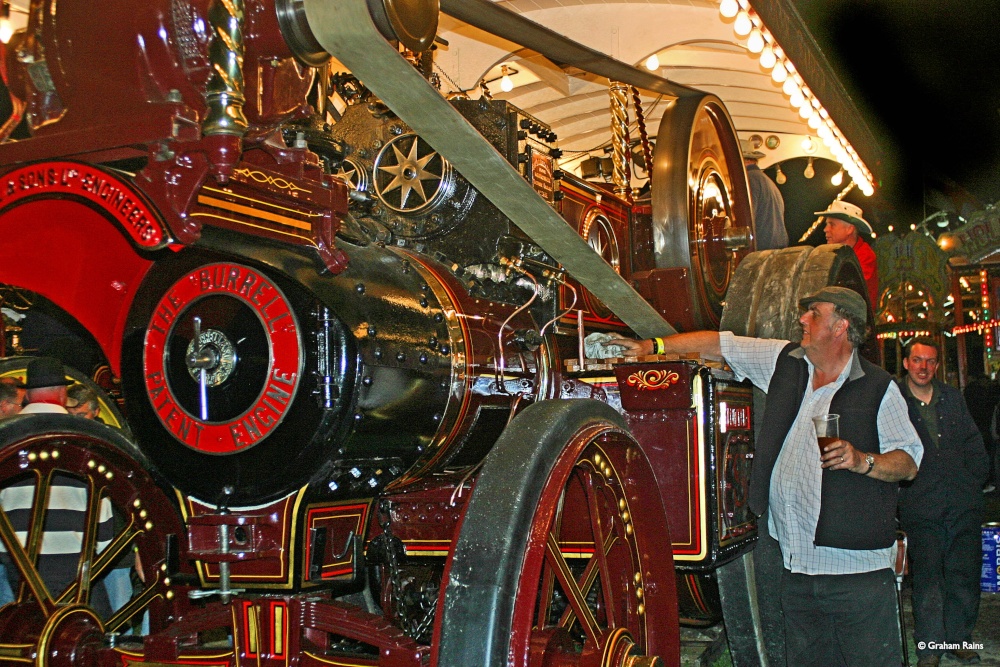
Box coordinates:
[0,414,182,666]
[436,400,679,667]
[374,133,454,215]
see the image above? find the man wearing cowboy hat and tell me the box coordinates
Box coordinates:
[818,200,878,306]
[16,356,76,414]
[742,139,788,250]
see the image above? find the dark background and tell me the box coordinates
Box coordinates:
[793,0,1000,226]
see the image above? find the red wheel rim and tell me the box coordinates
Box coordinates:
[509,425,677,667]
[0,422,182,660]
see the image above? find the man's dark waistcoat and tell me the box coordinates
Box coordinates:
[749,342,898,550]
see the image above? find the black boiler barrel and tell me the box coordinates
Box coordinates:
[121,231,542,506]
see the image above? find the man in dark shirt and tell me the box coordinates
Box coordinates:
[741,140,788,250]
[898,337,988,667]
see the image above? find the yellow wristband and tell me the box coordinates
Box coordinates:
[653,337,664,355]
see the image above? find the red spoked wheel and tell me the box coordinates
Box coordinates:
[0,414,183,666]
[436,400,679,667]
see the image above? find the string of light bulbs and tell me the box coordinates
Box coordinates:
[718,0,875,196]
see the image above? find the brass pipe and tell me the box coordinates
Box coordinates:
[609,81,632,203]
[203,0,249,138]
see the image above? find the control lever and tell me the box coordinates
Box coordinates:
[187,486,243,604]
[186,316,218,421]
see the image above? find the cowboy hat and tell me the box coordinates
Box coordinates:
[740,139,765,160]
[814,200,873,235]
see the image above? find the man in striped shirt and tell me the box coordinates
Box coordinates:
[0,357,115,615]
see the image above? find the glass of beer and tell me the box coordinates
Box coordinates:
[813,414,839,453]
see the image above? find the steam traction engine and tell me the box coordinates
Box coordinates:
[0,0,865,664]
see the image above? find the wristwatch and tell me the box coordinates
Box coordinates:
[862,453,875,476]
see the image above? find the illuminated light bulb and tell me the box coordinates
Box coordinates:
[803,157,815,179]
[888,225,894,232]
[910,224,917,231]
[759,45,776,69]
[645,53,660,71]
[789,90,804,108]
[0,3,11,44]
[799,103,812,119]
[500,65,514,93]
[817,124,832,140]
[734,10,752,35]
[783,77,799,96]
[775,164,787,184]
[801,137,817,154]
[771,61,788,83]
[720,0,739,18]
[808,112,821,129]
[831,169,844,186]
[746,28,764,53]
[819,107,829,119]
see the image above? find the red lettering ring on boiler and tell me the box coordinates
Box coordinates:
[143,263,302,454]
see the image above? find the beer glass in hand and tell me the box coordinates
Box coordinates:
[813,414,839,454]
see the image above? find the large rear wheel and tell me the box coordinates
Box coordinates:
[0,415,182,665]
[436,400,679,666]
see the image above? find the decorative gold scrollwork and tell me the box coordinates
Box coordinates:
[232,168,311,194]
[626,369,680,391]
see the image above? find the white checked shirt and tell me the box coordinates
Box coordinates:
[719,332,923,575]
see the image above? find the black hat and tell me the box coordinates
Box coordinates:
[18,357,73,389]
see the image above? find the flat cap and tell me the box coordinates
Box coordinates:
[799,286,867,324]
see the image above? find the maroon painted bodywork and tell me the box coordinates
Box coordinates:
[0,0,757,662]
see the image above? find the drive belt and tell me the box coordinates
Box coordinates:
[302,0,677,338]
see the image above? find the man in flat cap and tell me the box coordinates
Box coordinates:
[819,200,879,306]
[742,139,788,250]
[604,286,922,666]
